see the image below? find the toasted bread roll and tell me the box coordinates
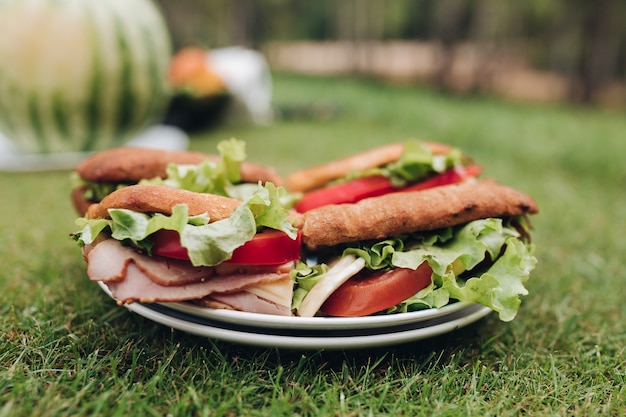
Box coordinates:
[76,147,284,185]
[299,179,538,248]
[87,184,241,221]
[286,141,453,193]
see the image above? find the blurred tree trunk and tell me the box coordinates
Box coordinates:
[228,0,256,47]
[432,0,470,91]
[333,0,386,74]
[357,0,386,74]
[468,0,523,94]
[580,0,621,103]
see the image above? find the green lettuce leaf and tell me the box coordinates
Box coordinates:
[140,138,299,209]
[342,139,468,187]
[144,137,246,197]
[70,172,130,203]
[441,238,534,322]
[343,238,405,270]
[245,182,298,239]
[390,218,534,321]
[181,203,257,266]
[217,137,245,183]
[290,261,329,310]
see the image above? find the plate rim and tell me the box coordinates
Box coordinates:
[125,301,493,350]
[97,282,492,348]
[162,297,474,330]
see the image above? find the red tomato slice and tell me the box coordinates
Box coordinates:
[227,229,302,265]
[150,229,301,265]
[320,262,433,317]
[400,164,482,193]
[294,164,482,213]
[294,175,394,213]
[150,230,189,259]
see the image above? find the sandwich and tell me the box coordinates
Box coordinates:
[72,139,539,322]
[291,179,538,322]
[71,139,284,216]
[287,140,482,212]
[72,182,301,316]
[73,179,537,320]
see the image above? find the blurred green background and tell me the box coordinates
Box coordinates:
[156,0,626,107]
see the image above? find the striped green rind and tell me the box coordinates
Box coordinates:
[0,69,17,139]
[114,17,136,138]
[0,0,172,154]
[83,0,104,153]
[51,91,71,143]
[27,94,47,153]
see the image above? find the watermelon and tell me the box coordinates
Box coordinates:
[0,0,172,154]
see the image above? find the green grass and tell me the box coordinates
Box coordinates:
[1,73,625,416]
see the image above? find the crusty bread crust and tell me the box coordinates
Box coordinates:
[299,179,538,248]
[76,147,284,185]
[286,141,453,193]
[87,184,241,221]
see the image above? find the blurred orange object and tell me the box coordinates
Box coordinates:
[168,47,226,96]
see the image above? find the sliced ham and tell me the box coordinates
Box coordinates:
[87,238,295,306]
[135,255,216,286]
[105,263,292,304]
[86,238,294,286]
[201,277,295,316]
[86,240,133,282]
[213,261,294,276]
[86,239,215,285]
[205,292,292,316]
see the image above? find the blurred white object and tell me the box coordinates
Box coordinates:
[126,124,189,150]
[0,125,189,172]
[209,47,274,125]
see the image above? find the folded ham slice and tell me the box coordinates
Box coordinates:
[202,292,292,316]
[105,263,291,306]
[86,239,215,285]
[86,238,294,314]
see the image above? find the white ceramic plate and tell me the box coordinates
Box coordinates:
[97,283,492,349]
[163,298,475,330]
[125,302,492,350]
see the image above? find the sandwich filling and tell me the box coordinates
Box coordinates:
[72,183,299,315]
